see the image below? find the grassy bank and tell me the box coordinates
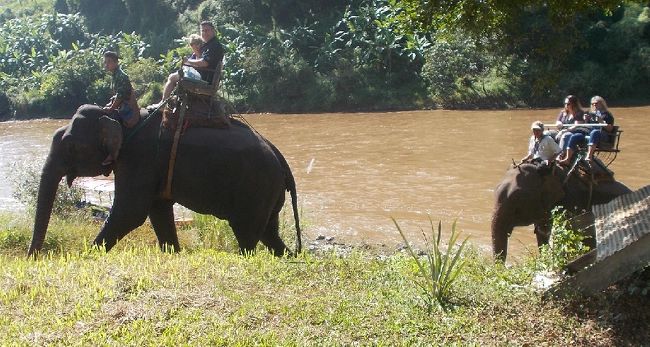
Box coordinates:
[1,213,648,345]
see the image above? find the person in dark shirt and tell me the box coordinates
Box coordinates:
[101,51,140,166]
[553,94,587,153]
[584,96,616,160]
[102,51,139,128]
[156,21,225,105]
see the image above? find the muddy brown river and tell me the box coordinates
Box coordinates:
[1,107,647,258]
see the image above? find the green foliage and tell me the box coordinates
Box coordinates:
[389,0,638,38]
[0,90,10,119]
[3,0,650,115]
[537,207,591,271]
[8,160,83,218]
[562,4,650,101]
[125,57,165,105]
[422,37,517,108]
[36,49,104,113]
[0,11,158,115]
[186,213,238,252]
[393,217,469,311]
[58,0,180,56]
[219,0,427,112]
[0,0,53,23]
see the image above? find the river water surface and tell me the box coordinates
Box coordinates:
[1,108,647,258]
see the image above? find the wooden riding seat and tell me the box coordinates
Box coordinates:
[161,61,226,199]
[178,61,223,97]
[592,126,622,167]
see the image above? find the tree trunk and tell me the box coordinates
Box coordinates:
[28,163,64,256]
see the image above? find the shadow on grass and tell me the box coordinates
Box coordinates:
[554,268,650,345]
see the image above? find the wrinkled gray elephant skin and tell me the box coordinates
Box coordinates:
[491,163,630,261]
[28,104,301,256]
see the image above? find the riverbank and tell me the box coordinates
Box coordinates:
[4,98,650,122]
[1,212,648,344]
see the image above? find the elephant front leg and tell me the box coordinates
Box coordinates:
[491,205,513,262]
[534,213,552,248]
[148,199,180,252]
[93,202,149,251]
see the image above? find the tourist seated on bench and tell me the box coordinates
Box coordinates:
[551,95,588,151]
[558,96,615,164]
[181,34,203,81]
[155,21,224,106]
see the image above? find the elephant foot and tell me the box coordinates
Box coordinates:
[102,154,114,166]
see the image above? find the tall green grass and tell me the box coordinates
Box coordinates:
[392,217,468,311]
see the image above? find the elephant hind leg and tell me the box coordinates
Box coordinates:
[260,213,290,257]
[149,199,180,252]
[229,218,262,256]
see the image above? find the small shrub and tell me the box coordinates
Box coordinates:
[0,225,31,250]
[125,57,165,106]
[9,160,84,218]
[538,207,591,271]
[392,217,469,311]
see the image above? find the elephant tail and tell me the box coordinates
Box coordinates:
[286,168,302,254]
[266,140,302,254]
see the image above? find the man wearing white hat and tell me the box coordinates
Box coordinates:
[519,121,561,165]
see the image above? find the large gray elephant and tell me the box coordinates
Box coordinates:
[491,162,630,261]
[28,104,301,256]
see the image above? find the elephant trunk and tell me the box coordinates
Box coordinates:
[28,161,64,256]
[491,204,513,262]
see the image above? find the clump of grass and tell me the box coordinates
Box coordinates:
[181,201,305,254]
[184,213,238,252]
[392,217,469,311]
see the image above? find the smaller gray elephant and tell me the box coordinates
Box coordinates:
[491,163,631,261]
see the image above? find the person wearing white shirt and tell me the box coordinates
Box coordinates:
[519,121,561,165]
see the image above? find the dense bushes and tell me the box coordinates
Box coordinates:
[200,0,427,112]
[0,11,161,117]
[421,38,518,109]
[1,0,650,117]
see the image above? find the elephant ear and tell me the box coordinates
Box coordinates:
[541,173,565,210]
[99,116,123,161]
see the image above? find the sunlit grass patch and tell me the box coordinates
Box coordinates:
[0,245,635,345]
[0,211,647,344]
